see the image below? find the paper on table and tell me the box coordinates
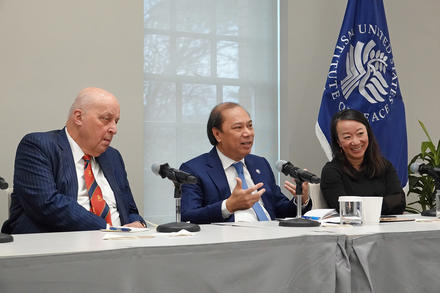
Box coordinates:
[304,209,338,220]
[414,218,440,222]
[103,229,196,240]
[320,216,341,224]
[213,222,272,228]
[101,226,150,233]
[102,233,139,240]
[380,217,415,223]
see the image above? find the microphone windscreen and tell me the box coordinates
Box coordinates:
[275,160,287,172]
[0,177,8,190]
[151,163,161,175]
[410,162,421,174]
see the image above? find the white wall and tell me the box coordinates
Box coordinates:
[0,1,144,223]
[1,0,439,224]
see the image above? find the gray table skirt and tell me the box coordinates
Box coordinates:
[2,231,439,293]
[348,230,440,293]
[0,234,344,293]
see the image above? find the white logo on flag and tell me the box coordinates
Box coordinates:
[341,40,388,104]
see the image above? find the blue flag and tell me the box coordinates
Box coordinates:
[316,0,408,187]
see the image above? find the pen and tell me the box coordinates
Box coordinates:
[302,216,320,221]
[109,226,132,232]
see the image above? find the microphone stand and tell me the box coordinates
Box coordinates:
[156,181,200,233]
[279,178,320,227]
[0,177,13,243]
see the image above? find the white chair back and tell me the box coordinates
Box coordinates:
[309,183,328,209]
[5,187,13,215]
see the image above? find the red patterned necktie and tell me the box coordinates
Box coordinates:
[83,155,112,225]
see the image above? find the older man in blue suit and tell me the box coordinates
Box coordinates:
[180,102,312,224]
[2,87,145,234]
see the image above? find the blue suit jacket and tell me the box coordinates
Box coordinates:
[180,148,311,224]
[1,129,144,234]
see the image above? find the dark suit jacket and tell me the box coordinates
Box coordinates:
[180,147,311,224]
[1,129,144,234]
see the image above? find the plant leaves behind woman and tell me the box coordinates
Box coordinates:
[407,121,440,213]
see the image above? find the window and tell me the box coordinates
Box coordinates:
[144,0,278,223]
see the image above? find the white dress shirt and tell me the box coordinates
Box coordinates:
[65,128,121,226]
[217,147,271,222]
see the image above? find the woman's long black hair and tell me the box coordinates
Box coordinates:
[330,109,386,178]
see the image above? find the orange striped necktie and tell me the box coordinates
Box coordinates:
[83,155,112,225]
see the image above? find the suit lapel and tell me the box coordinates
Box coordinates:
[57,129,78,198]
[246,156,264,184]
[206,148,230,200]
[96,152,119,195]
[97,151,128,223]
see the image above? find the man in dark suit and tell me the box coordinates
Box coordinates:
[2,87,145,234]
[180,102,311,224]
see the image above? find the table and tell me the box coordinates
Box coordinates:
[1,217,440,293]
[0,222,345,293]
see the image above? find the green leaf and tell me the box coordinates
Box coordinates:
[407,121,440,211]
[421,141,435,157]
[405,206,420,214]
[419,120,440,164]
[435,139,440,166]
[419,120,434,144]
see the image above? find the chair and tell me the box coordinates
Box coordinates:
[309,183,328,209]
[0,187,13,243]
[1,187,13,216]
[6,187,12,211]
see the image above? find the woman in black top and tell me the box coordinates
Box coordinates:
[320,109,405,215]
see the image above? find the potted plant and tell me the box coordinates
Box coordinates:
[406,121,440,213]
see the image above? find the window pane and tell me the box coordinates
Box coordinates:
[144,34,170,74]
[182,83,216,123]
[176,38,211,77]
[217,41,239,79]
[144,0,171,30]
[177,124,212,162]
[144,124,176,223]
[144,81,176,122]
[176,0,211,34]
[223,85,240,103]
[216,0,239,36]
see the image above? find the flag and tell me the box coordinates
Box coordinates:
[316,0,408,187]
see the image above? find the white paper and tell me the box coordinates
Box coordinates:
[304,209,338,220]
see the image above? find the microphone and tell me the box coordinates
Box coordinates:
[275,160,320,184]
[0,176,8,190]
[151,163,198,184]
[410,162,440,175]
[151,163,201,233]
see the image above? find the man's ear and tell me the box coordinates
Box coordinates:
[72,109,83,126]
[212,127,221,144]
